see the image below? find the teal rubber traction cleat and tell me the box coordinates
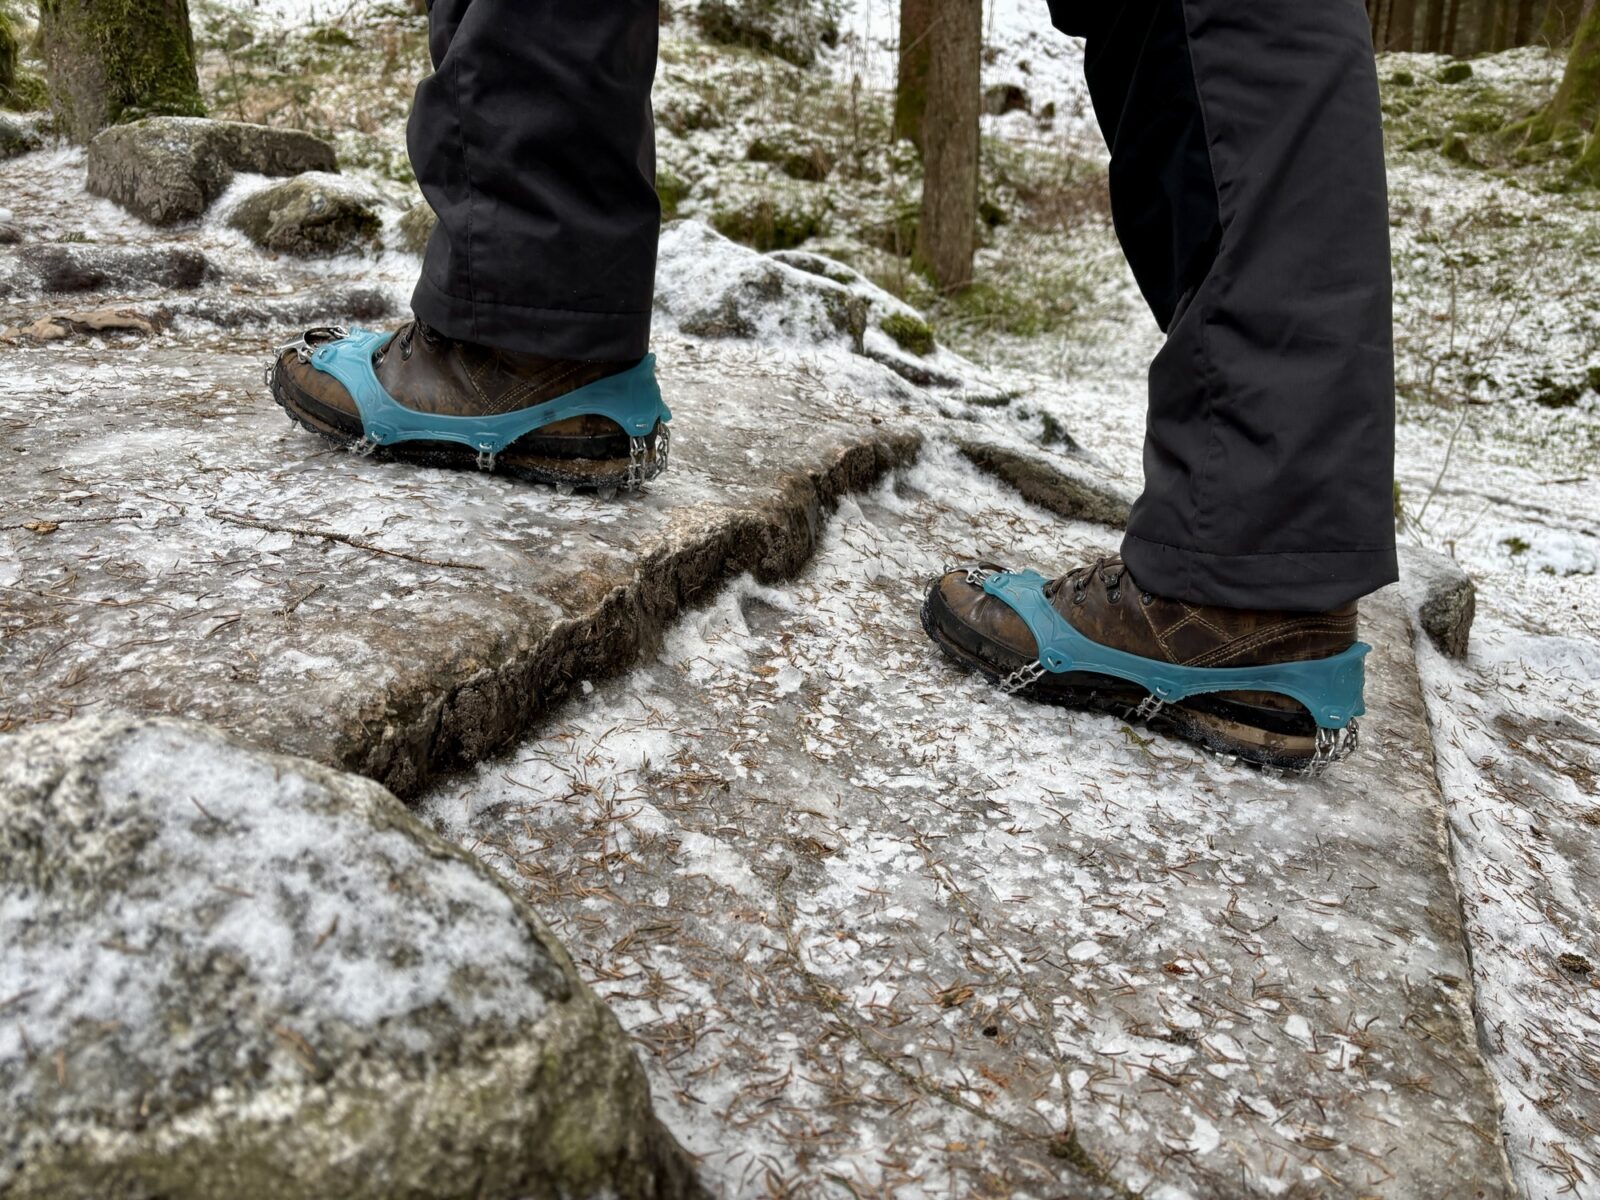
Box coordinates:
[979,569,1367,775]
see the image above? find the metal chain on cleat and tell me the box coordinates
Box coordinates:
[267,326,351,385]
[998,659,1045,696]
[654,424,671,475]
[626,436,649,492]
[964,565,994,586]
[348,435,378,458]
[1134,694,1165,720]
[475,448,497,472]
[1303,719,1361,778]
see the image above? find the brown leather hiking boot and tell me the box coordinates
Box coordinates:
[921,556,1360,772]
[269,320,667,493]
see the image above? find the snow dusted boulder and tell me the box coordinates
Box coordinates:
[657,221,989,392]
[1399,543,1477,659]
[0,716,704,1200]
[0,111,43,160]
[87,117,338,226]
[227,172,383,256]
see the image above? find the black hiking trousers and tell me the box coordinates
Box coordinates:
[408,0,1398,612]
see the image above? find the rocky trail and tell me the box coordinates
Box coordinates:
[0,104,1593,1198]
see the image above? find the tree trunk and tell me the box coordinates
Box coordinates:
[1387,0,1418,48]
[1444,0,1463,52]
[1541,0,1595,44]
[894,0,932,149]
[1423,0,1448,50]
[916,0,981,291]
[40,0,204,142]
[1539,1,1600,132]
[1513,0,1539,43]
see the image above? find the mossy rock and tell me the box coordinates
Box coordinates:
[228,172,382,256]
[87,117,339,225]
[746,135,835,182]
[656,168,687,220]
[694,0,838,68]
[0,110,42,159]
[879,311,934,356]
[1389,70,1416,88]
[1437,62,1474,85]
[711,196,825,252]
[1440,131,1476,165]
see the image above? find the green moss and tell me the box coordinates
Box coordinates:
[306,25,356,47]
[1437,61,1474,85]
[655,167,687,221]
[1389,69,1416,88]
[711,196,825,252]
[1502,535,1532,556]
[879,311,935,356]
[1441,131,1476,165]
[41,0,206,139]
[746,135,834,182]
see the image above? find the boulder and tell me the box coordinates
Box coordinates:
[86,117,338,226]
[227,173,383,256]
[694,0,839,68]
[0,110,42,159]
[1399,544,1477,658]
[0,715,704,1200]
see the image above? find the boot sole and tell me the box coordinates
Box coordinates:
[270,357,665,493]
[919,581,1323,773]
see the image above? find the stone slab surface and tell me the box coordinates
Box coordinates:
[0,332,1127,798]
[421,448,1516,1199]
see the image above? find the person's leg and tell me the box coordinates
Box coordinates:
[1082,0,1397,611]
[922,0,1394,772]
[409,0,661,361]
[268,0,670,493]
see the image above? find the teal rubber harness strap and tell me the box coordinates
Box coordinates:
[980,570,1368,730]
[309,328,672,454]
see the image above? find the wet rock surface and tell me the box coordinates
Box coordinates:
[0,714,703,1200]
[0,243,211,297]
[421,451,1515,1199]
[86,117,338,225]
[227,172,384,255]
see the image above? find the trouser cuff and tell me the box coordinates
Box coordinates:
[1120,534,1399,612]
[411,273,652,361]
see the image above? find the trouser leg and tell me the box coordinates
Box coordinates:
[1052,0,1398,612]
[407,0,660,361]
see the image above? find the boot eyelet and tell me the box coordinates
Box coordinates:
[1107,588,1121,603]
[1072,589,1087,605]
[1141,592,1154,606]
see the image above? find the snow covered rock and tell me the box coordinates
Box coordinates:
[658,221,990,392]
[227,172,383,256]
[1399,543,1477,658]
[86,117,338,226]
[0,715,704,1200]
[0,111,42,160]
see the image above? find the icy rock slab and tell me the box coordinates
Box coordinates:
[226,172,385,257]
[0,337,916,797]
[0,714,705,1200]
[86,117,338,225]
[422,456,1516,1199]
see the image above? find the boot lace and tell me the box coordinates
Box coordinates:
[1047,556,1128,605]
